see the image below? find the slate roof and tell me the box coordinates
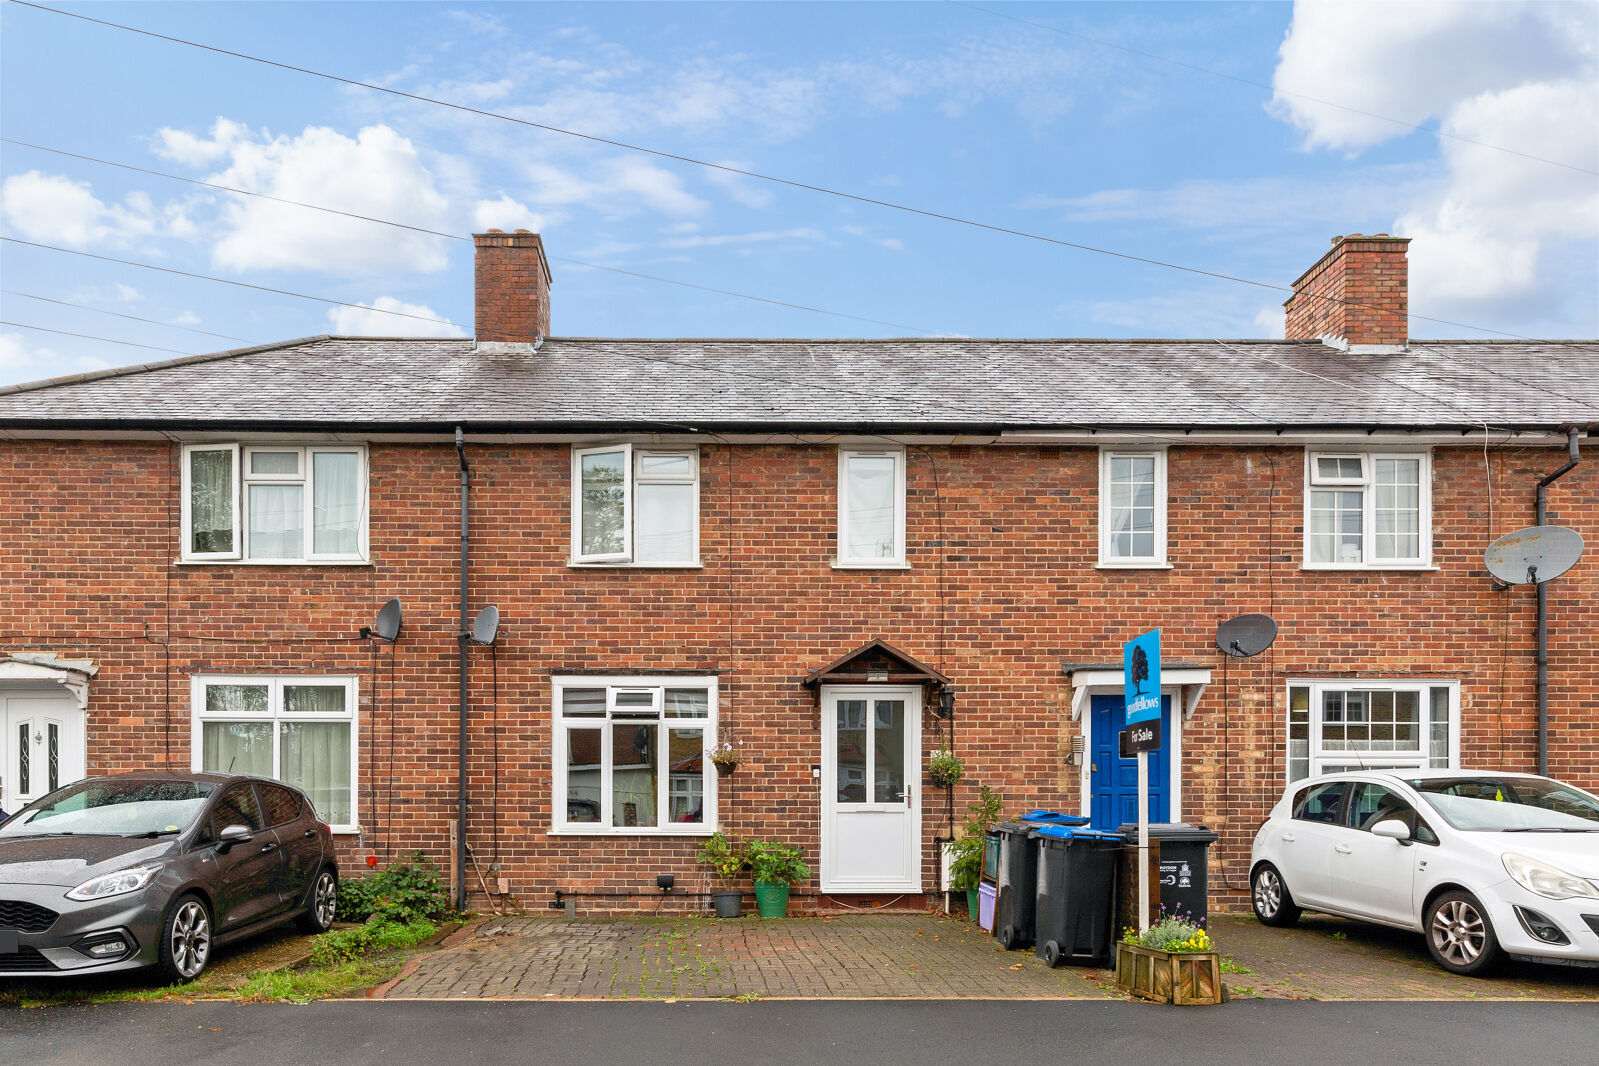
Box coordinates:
[1,335,1595,431]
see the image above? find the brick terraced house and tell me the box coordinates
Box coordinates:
[1,231,1595,913]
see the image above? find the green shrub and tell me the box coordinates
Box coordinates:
[336,852,449,924]
[308,919,438,967]
[743,840,810,885]
[697,831,749,887]
[1123,916,1213,953]
[948,785,1004,891]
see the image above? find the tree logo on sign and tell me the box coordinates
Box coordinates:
[1130,645,1149,696]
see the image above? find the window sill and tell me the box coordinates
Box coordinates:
[831,561,912,570]
[1300,564,1439,572]
[330,826,361,836]
[547,827,717,837]
[174,559,373,567]
[1096,561,1174,570]
[566,560,704,569]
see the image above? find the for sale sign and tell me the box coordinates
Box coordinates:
[1124,628,1162,725]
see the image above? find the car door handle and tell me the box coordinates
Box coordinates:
[1281,833,1296,843]
[1334,844,1353,854]
[302,829,317,839]
[260,843,277,853]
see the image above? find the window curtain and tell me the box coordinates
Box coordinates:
[189,449,234,553]
[313,452,361,555]
[845,454,896,559]
[280,722,351,825]
[201,721,273,777]
[248,484,303,558]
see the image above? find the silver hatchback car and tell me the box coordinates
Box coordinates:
[0,771,338,982]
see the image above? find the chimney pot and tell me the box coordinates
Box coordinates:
[1284,234,1410,349]
[473,230,553,347]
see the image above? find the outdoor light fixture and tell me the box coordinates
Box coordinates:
[656,874,675,892]
[937,689,955,719]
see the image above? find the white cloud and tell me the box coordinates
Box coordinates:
[1253,305,1286,339]
[661,227,824,249]
[519,157,707,218]
[0,171,180,247]
[179,123,455,275]
[173,311,202,327]
[1272,1,1599,332]
[472,193,549,232]
[703,164,774,208]
[326,297,465,338]
[0,331,111,385]
[152,118,253,168]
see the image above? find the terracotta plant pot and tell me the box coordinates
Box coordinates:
[1115,942,1223,1005]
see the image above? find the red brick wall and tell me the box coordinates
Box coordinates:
[2,437,1592,915]
[1284,234,1410,347]
[473,230,552,343]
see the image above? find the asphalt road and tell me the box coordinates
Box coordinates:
[3,1000,1598,1066]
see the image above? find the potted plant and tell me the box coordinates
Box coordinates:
[744,839,810,918]
[709,739,741,776]
[946,784,1003,921]
[1115,913,1223,1005]
[697,832,748,918]
[927,746,964,789]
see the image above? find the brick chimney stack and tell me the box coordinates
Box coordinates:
[1284,234,1410,349]
[473,230,553,347]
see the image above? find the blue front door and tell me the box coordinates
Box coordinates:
[1090,693,1171,832]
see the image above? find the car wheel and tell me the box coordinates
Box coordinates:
[1425,890,1502,976]
[159,894,213,983]
[296,868,338,934]
[1251,863,1302,927]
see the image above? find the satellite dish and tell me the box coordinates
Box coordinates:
[1485,526,1584,586]
[373,598,403,642]
[1216,613,1278,658]
[471,605,500,646]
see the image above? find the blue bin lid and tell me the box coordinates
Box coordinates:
[1033,825,1125,841]
[1018,809,1090,826]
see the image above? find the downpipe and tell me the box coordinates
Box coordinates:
[455,426,471,910]
[1535,427,1580,776]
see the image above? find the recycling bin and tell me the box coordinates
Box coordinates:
[977,881,996,931]
[992,812,1088,950]
[1032,826,1125,967]
[981,831,1000,886]
[1117,822,1219,924]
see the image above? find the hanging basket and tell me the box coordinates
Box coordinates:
[711,756,740,776]
[927,750,964,789]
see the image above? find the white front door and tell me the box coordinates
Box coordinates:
[820,686,921,892]
[3,695,86,812]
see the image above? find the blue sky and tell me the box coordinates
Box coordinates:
[2,1,1595,386]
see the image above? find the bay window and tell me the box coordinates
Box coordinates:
[181,443,367,563]
[1287,680,1457,782]
[191,676,358,830]
[1304,451,1429,568]
[570,445,699,565]
[552,676,716,834]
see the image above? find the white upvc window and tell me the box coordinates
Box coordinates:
[1304,450,1430,568]
[1286,679,1458,782]
[1098,449,1168,566]
[570,446,699,565]
[551,676,717,835]
[190,675,359,832]
[837,446,907,567]
[180,443,368,563]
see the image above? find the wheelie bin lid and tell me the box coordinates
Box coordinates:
[1018,810,1090,826]
[1114,821,1218,843]
[1033,825,1125,842]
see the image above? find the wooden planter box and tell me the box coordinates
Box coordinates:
[1115,943,1223,1005]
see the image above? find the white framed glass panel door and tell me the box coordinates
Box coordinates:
[2,695,87,812]
[820,686,921,892]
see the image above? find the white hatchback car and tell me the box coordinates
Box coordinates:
[1250,770,1599,975]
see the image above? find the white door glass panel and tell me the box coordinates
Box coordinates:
[248,484,305,559]
[844,454,897,560]
[312,451,362,555]
[635,482,695,563]
[3,697,87,811]
[821,687,920,892]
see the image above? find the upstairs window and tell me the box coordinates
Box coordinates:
[571,446,699,565]
[181,444,367,563]
[1304,451,1429,567]
[1099,450,1167,566]
[837,447,906,567]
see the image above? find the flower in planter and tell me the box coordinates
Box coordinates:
[709,740,741,774]
[926,746,964,789]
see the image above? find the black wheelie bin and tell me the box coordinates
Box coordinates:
[1032,825,1125,967]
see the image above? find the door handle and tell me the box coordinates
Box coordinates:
[1281,833,1296,843]
[260,843,277,853]
[302,829,316,839]
[1334,844,1353,855]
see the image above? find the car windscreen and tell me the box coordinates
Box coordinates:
[0,779,218,837]
[1408,777,1599,831]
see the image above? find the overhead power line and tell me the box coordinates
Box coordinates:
[3,0,1548,341]
[2,139,935,336]
[1,320,199,355]
[2,289,245,341]
[947,0,1598,178]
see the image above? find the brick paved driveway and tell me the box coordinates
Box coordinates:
[379,913,1123,1001]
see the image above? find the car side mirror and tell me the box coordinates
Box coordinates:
[217,824,253,850]
[1371,818,1412,843]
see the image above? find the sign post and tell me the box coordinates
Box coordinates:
[1123,628,1162,932]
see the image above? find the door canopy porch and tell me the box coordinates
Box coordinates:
[803,639,949,690]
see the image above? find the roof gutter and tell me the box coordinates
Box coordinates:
[1535,426,1580,776]
[454,425,471,910]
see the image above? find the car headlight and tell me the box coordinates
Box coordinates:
[1502,853,1599,901]
[66,865,162,902]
